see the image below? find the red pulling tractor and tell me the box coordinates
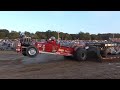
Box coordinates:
[16,34,120,62]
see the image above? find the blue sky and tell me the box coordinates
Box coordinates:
[0,11,120,34]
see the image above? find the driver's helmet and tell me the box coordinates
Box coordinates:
[49,36,56,41]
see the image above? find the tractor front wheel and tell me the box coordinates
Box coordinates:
[26,46,38,58]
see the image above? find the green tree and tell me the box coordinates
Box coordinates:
[0,32,6,39]
[9,31,19,39]
[0,29,9,38]
[24,31,31,37]
[46,30,52,38]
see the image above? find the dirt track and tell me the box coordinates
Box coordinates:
[0,51,120,79]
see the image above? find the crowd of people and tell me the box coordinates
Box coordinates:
[109,38,120,43]
[0,39,19,51]
[1,36,120,51]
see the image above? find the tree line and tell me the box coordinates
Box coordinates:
[0,29,120,40]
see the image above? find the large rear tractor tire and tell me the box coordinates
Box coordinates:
[87,46,98,58]
[74,48,87,61]
[87,46,102,62]
[26,46,38,58]
[100,49,108,58]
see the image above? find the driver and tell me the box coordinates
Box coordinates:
[48,36,57,52]
[20,33,25,43]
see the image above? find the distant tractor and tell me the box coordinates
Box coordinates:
[16,34,120,62]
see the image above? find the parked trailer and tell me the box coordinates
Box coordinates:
[16,36,120,62]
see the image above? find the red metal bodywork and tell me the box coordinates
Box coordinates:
[16,39,86,56]
[16,40,76,56]
[35,40,74,56]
